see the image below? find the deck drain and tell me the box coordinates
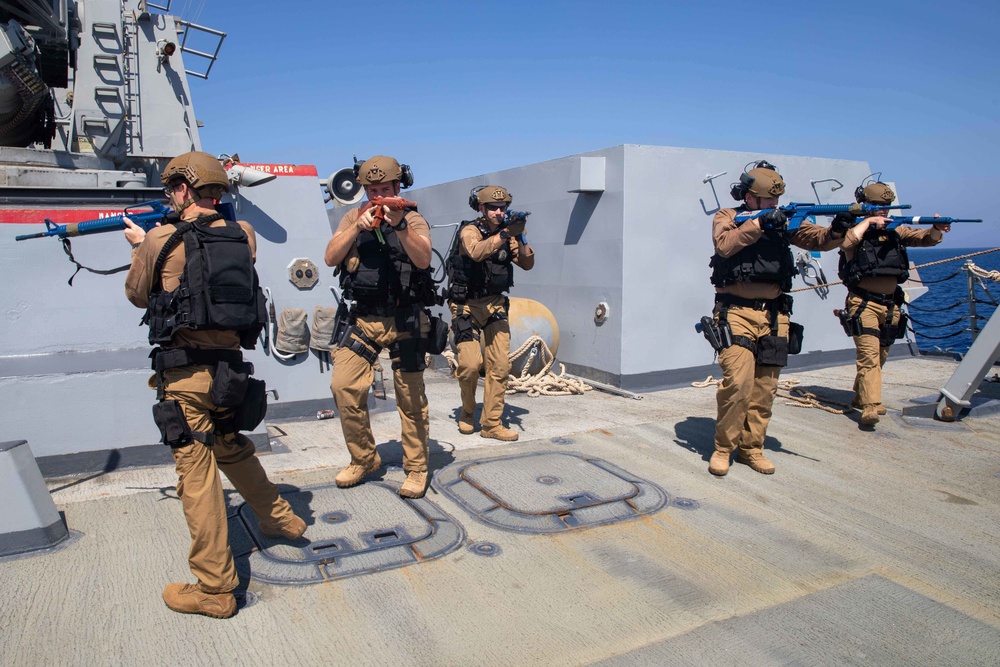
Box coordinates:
[671,498,699,510]
[537,475,560,485]
[469,542,501,557]
[322,511,350,524]
[550,437,574,445]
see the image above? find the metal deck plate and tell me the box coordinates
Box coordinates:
[595,575,1000,665]
[434,451,668,533]
[229,482,464,585]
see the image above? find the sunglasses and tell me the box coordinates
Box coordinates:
[484,204,508,212]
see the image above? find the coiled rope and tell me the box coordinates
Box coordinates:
[440,336,592,397]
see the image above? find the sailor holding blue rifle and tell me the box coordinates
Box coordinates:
[704,160,848,477]
[123,151,305,618]
[835,178,948,426]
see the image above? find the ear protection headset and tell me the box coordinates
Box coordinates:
[468,186,486,211]
[854,172,882,203]
[729,160,779,201]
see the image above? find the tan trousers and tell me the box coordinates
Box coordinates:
[449,295,511,429]
[161,365,297,593]
[330,313,430,473]
[714,306,790,454]
[846,294,899,407]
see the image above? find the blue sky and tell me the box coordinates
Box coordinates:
[181,0,999,247]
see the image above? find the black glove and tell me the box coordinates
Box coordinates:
[759,209,787,230]
[831,212,856,236]
[505,219,526,237]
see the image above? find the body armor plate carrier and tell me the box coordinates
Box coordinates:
[340,217,438,308]
[838,229,910,288]
[446,219,514,303]
[710,227,796,293]
[144,215,267,349]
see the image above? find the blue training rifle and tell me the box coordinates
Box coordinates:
[733,202,912,232]
[15,200,170,241]
[881,216,982,230]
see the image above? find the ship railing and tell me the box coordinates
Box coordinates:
[174,19,226,80]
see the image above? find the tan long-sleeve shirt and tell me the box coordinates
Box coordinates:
[459,221,534,270]
[712,207,844,300]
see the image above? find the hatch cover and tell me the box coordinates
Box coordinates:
[229,482,464,585]
[433,451,668,533]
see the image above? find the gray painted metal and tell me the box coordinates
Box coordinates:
[0,440,69,556]
[230,482,464,585]
[406,145,876,386]
[933,306,1000,419]
[434,451,668,532]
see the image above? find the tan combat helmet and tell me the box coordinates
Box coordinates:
[357,155,402,185]
[477,185,512,206]
[160,151,230,205]
[856,181,895,205]
[731,160,785,200]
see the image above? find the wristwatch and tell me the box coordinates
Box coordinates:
[499,230,510,241]
[395,215,408,231]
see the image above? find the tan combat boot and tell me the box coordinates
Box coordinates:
[736,449,776,474]
[335,453,382,488]
[398,471,428,499]
[481,425,519,442]
[260,515,307,540]
[708,450,731,477]
[162,583,236,619]
[852,397,887,415]
[458,411,475,435]
[861,405,880,426]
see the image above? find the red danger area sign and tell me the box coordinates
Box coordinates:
[240,164,318,177]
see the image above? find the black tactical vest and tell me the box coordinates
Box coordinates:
[838,229,910,287]
[446,219,514,302]
[340,215,436,306]
[144,215,267,349]
[710,227,797,293]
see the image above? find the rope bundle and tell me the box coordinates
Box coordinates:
[692,376,852,414]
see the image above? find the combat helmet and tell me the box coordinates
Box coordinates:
[855,174,895,205]
[469,185,512,211]
[731,160,786,201]
[357,155,402,185]
[160,151,230,203]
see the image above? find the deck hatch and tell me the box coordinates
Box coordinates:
[434,451,668,533]
[229,482,464,585]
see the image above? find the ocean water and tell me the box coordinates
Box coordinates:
[906,247,1000,354]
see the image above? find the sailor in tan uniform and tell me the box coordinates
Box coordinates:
[445,186,535,440]
[124,151,304,619]
[324,156,435,499]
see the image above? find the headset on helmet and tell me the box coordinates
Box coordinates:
[854,172,895,205]
[353,154,414,189]
[729,160,784,201]
[468,185,512,212]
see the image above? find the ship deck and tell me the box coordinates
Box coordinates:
[3,355,1000,666]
